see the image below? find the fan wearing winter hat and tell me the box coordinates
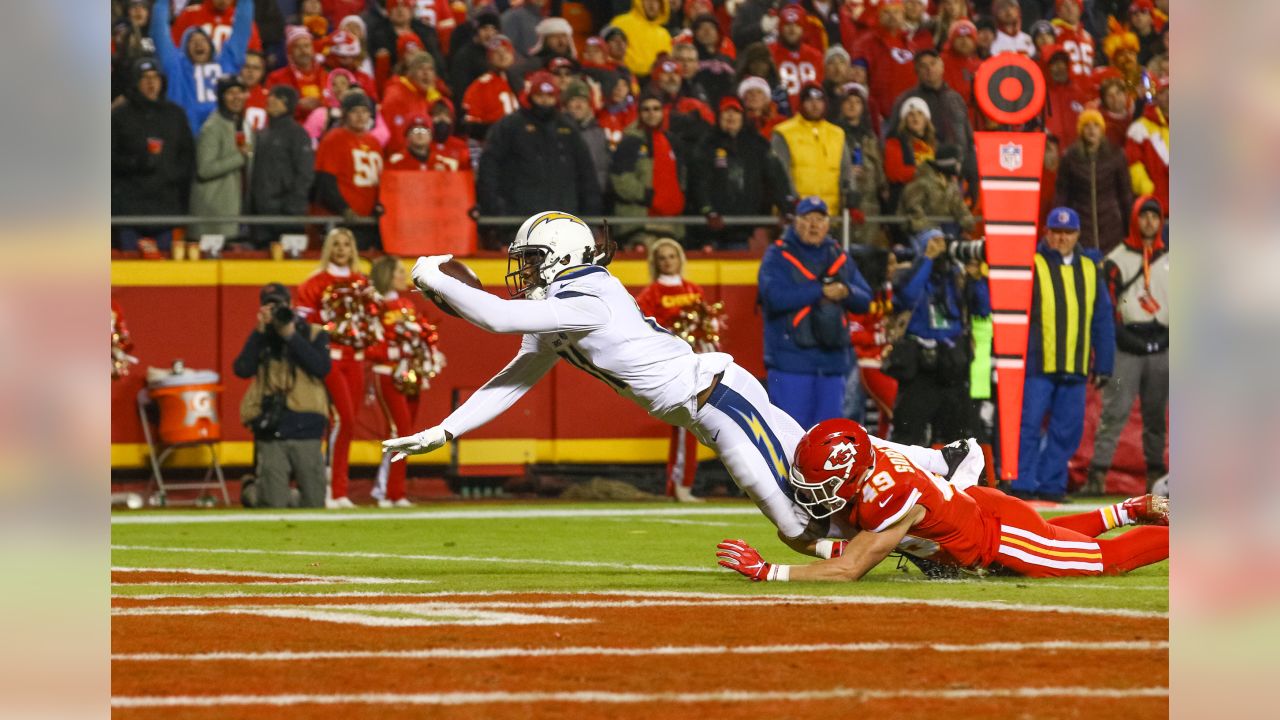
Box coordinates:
[314,90,383,233]
[266,24,329,120]
[884,96,936,186]
[461,35,519,141]
[248,84,315,247]
[190,75,250,241]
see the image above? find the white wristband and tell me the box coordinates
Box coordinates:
[815,539,837,560]
[768,564,791,582]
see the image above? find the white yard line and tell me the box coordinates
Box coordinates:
[112,640,1168,662]
[109,586,1168,619]
[111,686,1169,708]
[111,503,1112,525]
[111,566,428,585]
[111,603,589,628]
[111,544,717,574]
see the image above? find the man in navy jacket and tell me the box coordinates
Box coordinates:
[889,228,991,447]
[758,197,873,429]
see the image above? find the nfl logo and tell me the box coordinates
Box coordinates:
[999,142,1023,171]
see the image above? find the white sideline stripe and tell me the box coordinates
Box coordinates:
[111,686,1170,708]
[111,507,765,525]
[112,640,1169,662]
[109,586,1167,619]
[884,578,1166,591]
[999,545,1105,573]
[111,565,426,585]
[1000,525,1103,551]
[111,545,716,574]
[110,503,1100,525]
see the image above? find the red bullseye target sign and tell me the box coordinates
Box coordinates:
[974,53,1046,126]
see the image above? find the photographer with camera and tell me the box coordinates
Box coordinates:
[759,196,873,429]
[233,282,332,509]
[886,228,990,447]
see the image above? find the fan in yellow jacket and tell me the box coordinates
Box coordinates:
[608,0,673,78]
[770,83,854,213]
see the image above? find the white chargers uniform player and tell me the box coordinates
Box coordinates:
[385,211,967,554]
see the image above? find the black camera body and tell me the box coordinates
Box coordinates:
[271,303,295,325]
[253,392,286,437]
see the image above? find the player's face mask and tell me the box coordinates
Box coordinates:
[506,247,549,300]
[789,467,849,519]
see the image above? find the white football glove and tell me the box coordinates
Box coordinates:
[411,254,454,293]
[382,425,449,462]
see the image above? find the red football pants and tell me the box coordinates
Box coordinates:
[969,487,1169,577]
[325,357,365,500]
[375,375,421,502]
[666,425,699,495]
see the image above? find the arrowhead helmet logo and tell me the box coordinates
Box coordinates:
[999,141,1023,171]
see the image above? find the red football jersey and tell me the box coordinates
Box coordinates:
[847,444,995,569]
[428,137,472,171]
[463,72,519,126]
[1053,22,1096,77]
[315,126,383,215]
[635,279,706,329]
[767,40,824,105]
[243,85,269,132]
[171,0,262,53]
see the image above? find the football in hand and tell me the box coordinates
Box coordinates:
[422,259,483,316]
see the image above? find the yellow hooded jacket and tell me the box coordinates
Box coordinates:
[609,0,673,77]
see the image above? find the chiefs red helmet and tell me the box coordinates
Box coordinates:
[789,419,876,519]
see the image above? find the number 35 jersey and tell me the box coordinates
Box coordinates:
[850,445,996,569]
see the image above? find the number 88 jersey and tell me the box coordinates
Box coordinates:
[850,445,993,569]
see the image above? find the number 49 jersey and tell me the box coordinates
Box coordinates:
[850,445,994,569]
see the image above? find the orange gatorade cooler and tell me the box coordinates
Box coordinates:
[148,369,223,444]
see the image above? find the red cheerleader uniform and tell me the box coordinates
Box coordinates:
[296,265,381,502]
[367,291,442,503]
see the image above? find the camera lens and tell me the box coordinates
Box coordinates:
[273,304,295,324]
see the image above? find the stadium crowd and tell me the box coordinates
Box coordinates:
[111,0,1170,505]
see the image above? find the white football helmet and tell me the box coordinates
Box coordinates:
[505,211,599,300]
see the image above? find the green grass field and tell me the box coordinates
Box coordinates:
[111,499,1168,613]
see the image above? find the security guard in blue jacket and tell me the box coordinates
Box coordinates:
[1011,208,1117,502]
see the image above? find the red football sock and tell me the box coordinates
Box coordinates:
[1050,510,1109,537]
[1098,526,1169,574]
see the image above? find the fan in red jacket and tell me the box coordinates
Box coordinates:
[768,6,825,109]
[267,26,329,120]
[1041,45,1092,147]
[423,98,471,171]
[295,228,383,508]
[634,239,721,503]
[850,3,918,122]
[462,35,519,140]
[171,0,262,54]
[381,53,450,155]
[367,256,445,507]
[940,20,980,116]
